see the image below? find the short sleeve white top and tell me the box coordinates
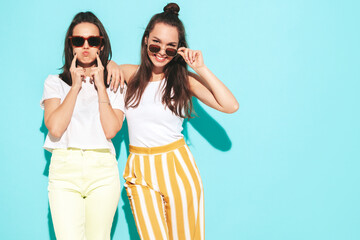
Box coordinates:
[40,75,125,155]
[124,79,184,147]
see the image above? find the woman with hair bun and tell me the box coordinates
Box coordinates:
[113,3,238,239]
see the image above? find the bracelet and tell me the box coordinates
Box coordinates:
[99,101,110,104]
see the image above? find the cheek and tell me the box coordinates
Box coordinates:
[72,48,81,55]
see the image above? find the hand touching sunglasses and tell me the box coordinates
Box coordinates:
[148,44,178,57]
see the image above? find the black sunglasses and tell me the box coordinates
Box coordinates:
[69,36,103,48]
[148,44,178,57]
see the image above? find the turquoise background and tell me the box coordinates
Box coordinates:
[1,0,359,239]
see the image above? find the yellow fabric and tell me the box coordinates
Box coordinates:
[124,139,204,240]
[48,148,120,240]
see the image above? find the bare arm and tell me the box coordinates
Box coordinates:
[44,55,84,138]
[178,48,239,113]
[93,55,124,139]
[106,61,138,92]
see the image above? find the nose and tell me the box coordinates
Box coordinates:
[158,45,166,56]
[83,39,90,49]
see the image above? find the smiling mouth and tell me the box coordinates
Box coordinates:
[155,54,166,62]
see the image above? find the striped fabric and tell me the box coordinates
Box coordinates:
[123,138,204,240]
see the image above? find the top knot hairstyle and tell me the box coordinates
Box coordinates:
[125,3,193,118]
[163,2,180,15]
[59,12,112,87]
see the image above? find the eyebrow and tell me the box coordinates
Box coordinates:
[152,37,177,45]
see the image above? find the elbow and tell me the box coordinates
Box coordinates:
[224,103,239,114]
[105,131,117,140]
[48,127,64,139]
[45,118,64,139]
[104,123,122,139]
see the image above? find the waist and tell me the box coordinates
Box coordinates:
[129,138,186,154]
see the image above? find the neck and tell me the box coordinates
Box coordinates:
[151,67,165,82]
[77,61,96,73]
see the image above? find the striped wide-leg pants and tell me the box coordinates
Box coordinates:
[123,138,204,240]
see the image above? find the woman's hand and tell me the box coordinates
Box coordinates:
[106,60,124,92]
[90,54,105,90]
[69,54,85,89]
[177,47,205,71]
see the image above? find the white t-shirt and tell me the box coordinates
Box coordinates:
[125,79,184,147]
[40,75,125,155]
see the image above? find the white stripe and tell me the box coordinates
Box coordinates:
[162,153,178,240]
[149,155,168,238]
[174,149,198,231]
[150,190,168,239]
[184,145,204,240]
[139,155,147,186]
[126,187,144,240]
[124,154,135,180]
[174,154,191,239]
[199,189,204,240]
[135,185,156,240]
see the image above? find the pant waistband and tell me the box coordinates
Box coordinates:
[53,148,111,154]
[129,138,185,155]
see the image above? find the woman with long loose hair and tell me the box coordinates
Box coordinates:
[111,3,238,239]
[41,12,124,239]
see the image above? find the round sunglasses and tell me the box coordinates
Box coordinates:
[148,44,178,57]
[69,36,103,48]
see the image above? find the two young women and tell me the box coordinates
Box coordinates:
[42,3,238,240]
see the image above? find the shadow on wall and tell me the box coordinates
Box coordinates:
[184,98,232,151]
[112,121,141,240]
[39,98,231,239]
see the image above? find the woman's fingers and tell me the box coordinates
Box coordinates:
[96,53,103,69]
[113,71,120,92]
[70,54,77,71]
[120,71,125,94]
[178,47,190,63]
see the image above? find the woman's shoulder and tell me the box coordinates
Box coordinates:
[44,75,69,89]
[119,64,139,83]
[44,74,61,85]
[120,64,138,71]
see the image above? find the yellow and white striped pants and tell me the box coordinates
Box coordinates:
[123,138,204,240]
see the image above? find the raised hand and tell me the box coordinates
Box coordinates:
[69,54,85,89]
[90,54,105,90]
[177,47,205,70]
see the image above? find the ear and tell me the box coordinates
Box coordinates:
[98,46,104,55]
[144,36,148,45]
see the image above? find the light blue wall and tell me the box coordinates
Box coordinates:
[0,0,359,239]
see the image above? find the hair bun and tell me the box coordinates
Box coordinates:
[163,3,180,16]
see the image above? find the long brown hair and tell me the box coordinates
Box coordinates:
[59,12,112,86]
[125,3,193,118]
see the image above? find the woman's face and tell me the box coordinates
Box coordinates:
[71,22,102,68]
[146,23,179,72]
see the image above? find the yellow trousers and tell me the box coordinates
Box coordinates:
[123,138,205,240]
[48,148,120,240]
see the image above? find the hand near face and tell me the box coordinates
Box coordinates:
[177,47,205,70]
[70,54,85,89]
[90,54,105,90]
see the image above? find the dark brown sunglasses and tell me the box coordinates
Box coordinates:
[69,36,103,48]
[148,44,178,57]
